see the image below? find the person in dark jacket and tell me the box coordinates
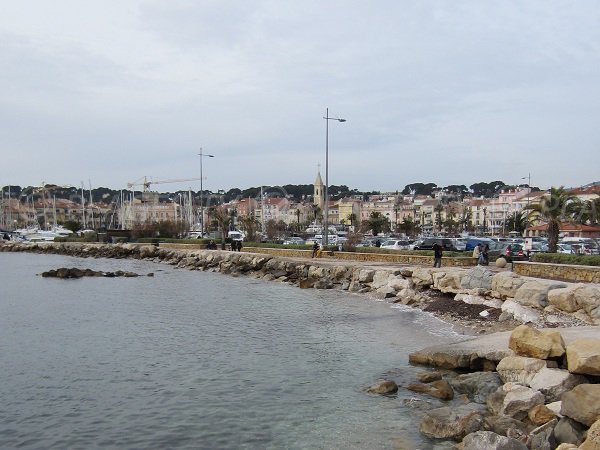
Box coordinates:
[432,242,443,268]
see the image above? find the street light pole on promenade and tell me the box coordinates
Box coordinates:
[521,172,531,234]
[323,108,346,248]
[199,149,215,235]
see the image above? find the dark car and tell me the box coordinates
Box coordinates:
[413,238,457,251]
[501,243,528,262]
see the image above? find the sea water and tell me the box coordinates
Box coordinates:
[0,252,459,449]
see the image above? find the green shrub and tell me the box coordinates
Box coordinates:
[530,253,600,267]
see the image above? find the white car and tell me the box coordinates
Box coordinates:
[283,237,305,245]
[380,239,411,250]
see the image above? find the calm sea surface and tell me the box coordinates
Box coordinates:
[0,252,459,449]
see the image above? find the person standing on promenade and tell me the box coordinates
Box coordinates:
[481,243,489,265]
[312,241,319,258]
[473,243,481,263]
[433,242,442,268]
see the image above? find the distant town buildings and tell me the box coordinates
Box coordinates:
[2,176,599,238]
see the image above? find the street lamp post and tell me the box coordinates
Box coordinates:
[323,108,346,248]
[521,172,531,235]
[198,149,215,235]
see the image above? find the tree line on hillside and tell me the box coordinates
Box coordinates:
[401,181,539,198]
[1,180,537,204]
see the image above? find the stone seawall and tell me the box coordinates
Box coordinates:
[2,241,600,330]
[160,243,477,266]
[514,261,600,284]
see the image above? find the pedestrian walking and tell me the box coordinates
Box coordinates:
[312,241,319,258]
[481,244,489,265]
[433,242,442,268]
[473,243,481,263]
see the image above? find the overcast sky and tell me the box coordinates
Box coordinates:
[1,1,599,193]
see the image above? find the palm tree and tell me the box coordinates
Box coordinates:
[212,207,231,244]
[526,186,576,253]
[434,203,444,234]
[399,216,420,237]
[362,211,390,236]
[459,209,472,233]
[573,197,600,225]
[504,211,528,235]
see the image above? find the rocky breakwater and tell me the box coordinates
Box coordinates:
[397,325,600,449]
[40,267,147,278]
[3,242,600,330]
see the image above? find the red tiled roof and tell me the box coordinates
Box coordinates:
[527,222,600,232]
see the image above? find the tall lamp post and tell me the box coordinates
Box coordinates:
[521,172,531,235]
[198,149,215,235]
[323,108,346,248]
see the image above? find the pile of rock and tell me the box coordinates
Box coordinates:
[395,325,600,449]
[41,267,144,278]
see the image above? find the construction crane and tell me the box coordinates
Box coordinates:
[127,176,202,192]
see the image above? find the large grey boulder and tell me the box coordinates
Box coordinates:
[454,293,503,309]
[409,334,513,370]
[366,379,398,395]
[496,356,546,385]
[357,268,375,283]
[449,372,503,404]
[461,266,494,290]
[529,368,587,403]
[528,418,558,450]
[483,415,531,437]
[566,338,600,376]
[561,384,600,426]
[499,384,544,419]
[462,431,527,450]
[501,299,541,323]
[387,275,412,291]
[548,284,600,317]
[514,280,567,308]
[553,416,586,446]
[419,404,486,441]
[491,272,528,299]
[433,269,465,293]
[371,270,392,289]
[412,267,435,287]
[407,379,454,400]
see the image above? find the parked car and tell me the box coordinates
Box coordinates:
[530,242,549,254]
[283,237,305,245]
[500,243,528,262]
[451,238,467,251]
[413,238,457,251]
[557,243,574,254]
[380,239,411,250]
[465,237,495,252]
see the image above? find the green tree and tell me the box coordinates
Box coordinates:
[362,211,390,236]
[212,207,231,241]
[239,215,259,241]
[347,213,357,226]
[504,211,527,234]
[434,203,444,233]
[526,187,576,253]
[62,220,82,234]
[398,217,420,237]
[573,197,600,225]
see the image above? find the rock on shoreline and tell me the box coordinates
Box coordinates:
[403,325,600,449]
